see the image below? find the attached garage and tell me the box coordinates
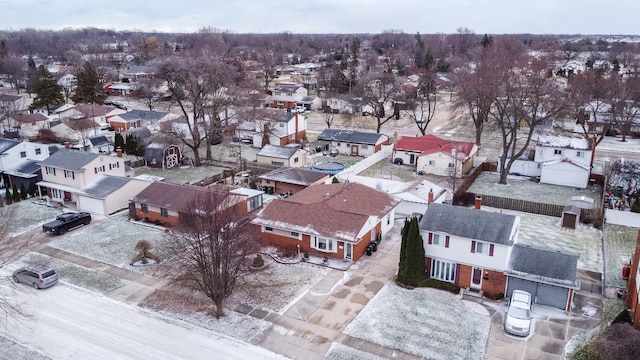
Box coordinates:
[77,195,106,216]
[506,244,580,311]
[506,277,572,310]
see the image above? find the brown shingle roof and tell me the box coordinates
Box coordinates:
[253,183,399,242]
[258,167,329,186]
[131,182,245,213]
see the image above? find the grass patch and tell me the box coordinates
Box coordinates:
[396,276,460,295]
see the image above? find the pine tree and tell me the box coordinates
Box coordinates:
[71,62,107,104]
[398,218,411,281]
[114,133,125,151]
[26,56,38,96]
[12,184,20,203]
[397,217,426,286]
[19,183,27,200]
[29,65,64,114]
[28,182,37,197]
[332,177,340,184]
[4,187,11,205]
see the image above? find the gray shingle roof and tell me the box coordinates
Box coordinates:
[82,175,132,198]
[317,129,386,145]
[144,143,171,163]
[128,127,152,139]
[0,138,20,154]
[508,244,578,286]
[119,110,169,121]
[39,149,99,170]
[419,203,517,245]
[259,167,329,186]
[257,144,299,159]
[7,160,41,176]
[88,135,109,147]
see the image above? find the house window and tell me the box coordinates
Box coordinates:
[337,142,341,147]
[471,240,494,256]
[109,162,120,170]
[35,148,42,155]
[160,208,169,217]
[20,151,26,158]
[45,166,56,175]
[428,160,435,166]
[431,259,456,282]
[290,231,300,238]
[294,157,299,163]
[277,100,284,105]
[554,149,563,155]
[271,161,284,166]
[433,233,441,245]
[94,165,105,174]
[248,195,262,211]
[141,203,148,213]
[361,145,369,150]
[265,226,273,232]
[313,237,334,252]
[537,163,542,169]
[576,151,583,157]
[448,162,455,168]
[64,170,75,179]
[428,232,450,247]
[387,214,391,225]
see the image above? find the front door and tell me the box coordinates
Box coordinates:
[471,267,483,291]
[350,145,359,156]
[345,243,353,260]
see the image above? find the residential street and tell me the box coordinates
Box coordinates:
[5,282,287,360]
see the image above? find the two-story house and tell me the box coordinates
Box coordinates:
[317,129,389,157]
[272,84,308,109]
[505,135,592,188]
[236,110,307,148]
[420,200,579,310]
[36,149,144,216]
[392,135,477,177]
[0,139,54,190]
[252,182,400,262]
[129,181,263,227]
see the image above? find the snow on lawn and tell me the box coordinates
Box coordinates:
[48,212,170,274]
[17,252,125,295]
[496,207,603,272]
[139,289,271,342]
[4,198,63,236]
[135,164,226,185]
[324,343,388,360]
[344,283,490,360]
[230,257,329,313]
[604,225,637,288]
[0,335,51,360]
[468,172,603,207]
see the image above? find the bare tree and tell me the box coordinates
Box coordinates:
[357,72,401,133]
[136,78,164,111]
[165,188,259,318]
[1,56,25,94]
[405,71,438,135]
[610,74,640,142]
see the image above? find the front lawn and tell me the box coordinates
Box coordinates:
[604,224,637,288]
[344,283,490,360]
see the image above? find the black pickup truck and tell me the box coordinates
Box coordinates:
[42,212,92,235]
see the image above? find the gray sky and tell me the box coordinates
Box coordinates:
[2,0,639,35]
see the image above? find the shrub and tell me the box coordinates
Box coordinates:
[12,184,20,202]
[4,188,12,205]
[397,277,460,295]
[303,251,309,259]
[484,292,505,300]
[612,309,632,324]
[252,254,265,268]
[28,182,37,197]
[19,183,27,200]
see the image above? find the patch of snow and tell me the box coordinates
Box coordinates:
[325,343,388,360]
[582,305,598,317]
[462,300,490,316]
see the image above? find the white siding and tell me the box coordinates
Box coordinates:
[421,231,510,271]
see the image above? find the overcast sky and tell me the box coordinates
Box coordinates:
[2,0,639,35]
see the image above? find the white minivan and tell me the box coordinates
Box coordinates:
[504,290,533,336]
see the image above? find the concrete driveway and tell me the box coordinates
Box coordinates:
[483,270,602,360]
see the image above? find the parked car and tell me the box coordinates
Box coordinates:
[42,212,92,235]
[13,264,59,289]
[504,290,533,336]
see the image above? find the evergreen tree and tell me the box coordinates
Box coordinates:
[71,62,107,104]
[398,218,411,280]
[114,133,125,151]
[19,183,27,200]
[28,182,37,197]
[12,184,20,203]
[4,187,12,205]
[397,217,426,286]
[26,56,38,96]
[331,177,340,184]
[29,65,64,114]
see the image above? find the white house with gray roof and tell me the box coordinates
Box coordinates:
[256,144,308,168]
[419,202,579,310]
[317,129,389,157]
[77,175,151,216]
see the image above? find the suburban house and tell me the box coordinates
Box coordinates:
[505,135,592,188]
[0,94,28,113]
[317,129,389,157]
[108,110,177,132]
[272,84,308,109]
[626,230,640,330]
[392,135,478,177]
[36,149,135,214]
[253,182,400,262]
[256,144,308,168]
[419,200,579,310]
[73,135,110,154]
[143,143,182,169]
[105,82,138,96]
[14,112,50,138]
[129,181,263,227]
[258,167,330,195]
[57,104,125,125]
[236,110,307,148]
[1,139,57,190]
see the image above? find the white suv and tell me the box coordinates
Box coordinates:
[504,290,533,336]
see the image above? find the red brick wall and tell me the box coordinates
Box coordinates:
[457,264,472,288]
[481,269,507,297]
[626,230,640,329]
[133,208,179,227]
[274,183,305,195]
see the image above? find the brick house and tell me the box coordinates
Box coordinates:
[272,85,307,109]
[252,182,400,261]
[129,182,263,227]
[258,167,330,195]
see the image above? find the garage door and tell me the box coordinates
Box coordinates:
[78,196,105,216]
[536,283,570,309]
[507,277,569,310]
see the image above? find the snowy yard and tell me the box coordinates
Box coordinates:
[48,212,170,273]
[3,199,63,236]
[604,225,637,288]
[325,343,388,360]
[135,164,226,185]
[496,208,603,272]
[468,172,603,207]
[343,283,490,360]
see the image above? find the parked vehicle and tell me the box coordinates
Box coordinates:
[42,212,92,235]
[13,264,58,289]
[504,290,533,336]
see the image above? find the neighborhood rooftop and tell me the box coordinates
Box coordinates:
[317,129,386,145]
[394,134,475,159]
[39,149,100,170]
[259,167,329,186]
[507,244,579,287]
[257,145,299,159]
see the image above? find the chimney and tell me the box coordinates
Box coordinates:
[64,141,70,149]
[474,195,482,210]
[428,188,434,205]
[116,147,123,158]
